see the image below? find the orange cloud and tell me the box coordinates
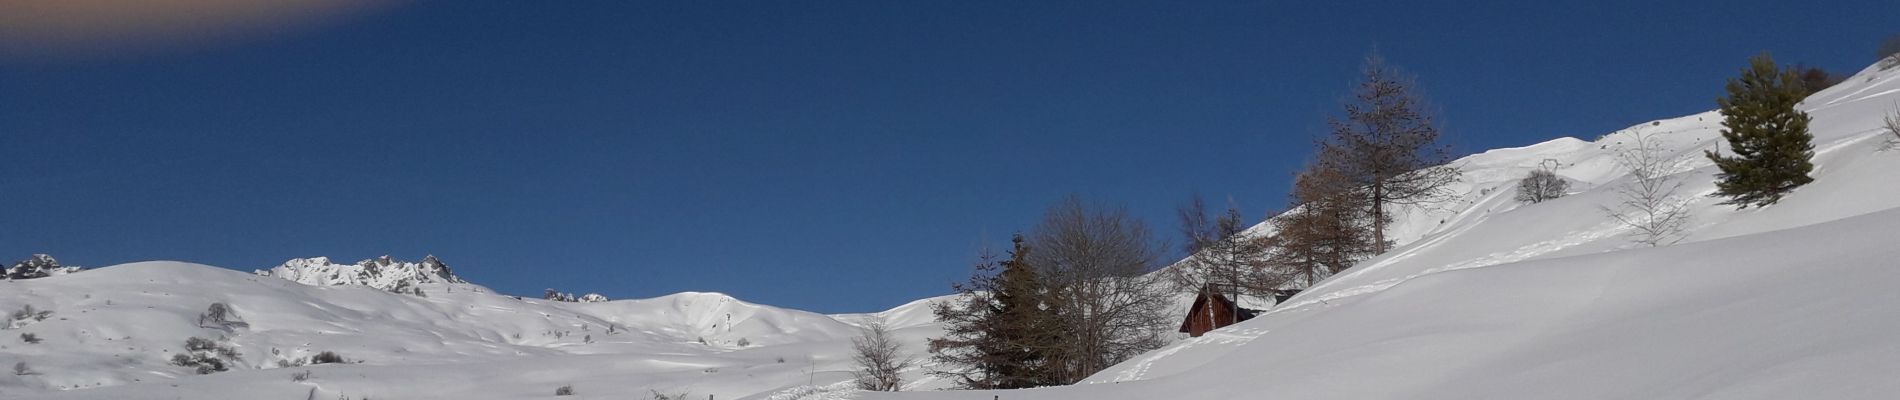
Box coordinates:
[0,0,399,57]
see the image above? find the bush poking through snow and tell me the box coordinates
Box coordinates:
[197,302,246,329]
[171,353,226,375]
[309,351,346,365]
[290,370,312,382]
[736,337,751,347]
[648,389,692,400]
[555,385,574,396]
[7,304,52,328]
[172,336,240,374]
[20,332,41,344]
[1514,168,1570,204]
[12,361,31,376]
[1883,107,1900,151]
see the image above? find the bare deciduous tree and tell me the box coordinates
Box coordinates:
[647,389,692,400]
[1883,106,1900,151]
[1169,194,1277,301]
[1514,163,1571,204]
[1602,128,1692,246]
[851,321,913,391]
[1318,52,1462,253]
[1027,195,1171,384]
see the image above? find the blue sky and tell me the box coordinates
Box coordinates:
[2,1,1894,313]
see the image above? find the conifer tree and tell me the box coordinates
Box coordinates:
[1268,162,1377,286]
[928,235,1059,389]
[1318,52,1460,252]
[1705,53,1815,208]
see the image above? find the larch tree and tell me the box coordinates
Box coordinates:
[1267,162,1377,286]
[1317,52,1461,253]
[1705,53,1815,209]
[1170,194,1276,301]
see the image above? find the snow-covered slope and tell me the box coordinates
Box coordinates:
[879,62,1900,399]
[7,60,1898,400]
[0,261,954,399]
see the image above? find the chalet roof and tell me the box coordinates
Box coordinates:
[1178,284,1259,333]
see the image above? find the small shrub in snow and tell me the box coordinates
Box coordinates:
[171,353,227,375]
[197,302,246,329]
[290,370,312,382]
[648,389,692,400]
[555,385,574,396]
[173,336,240,374]
[20,332,41,344]
[203,303,229,324]
[1883,107,1900,151]
[13,361,31,376]
[1514,168,1570,204]
[309,351,346,364]
[736,337,751,347]
[8,304,52,327]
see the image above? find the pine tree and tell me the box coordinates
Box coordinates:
[928,235,1060,389]
[1705,53,1815,209]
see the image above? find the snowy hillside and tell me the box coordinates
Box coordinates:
[6,60,1898,400]
[873,62,1900,399]
[0,261,952,399]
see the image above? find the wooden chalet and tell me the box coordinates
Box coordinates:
[1179,283,1259,337]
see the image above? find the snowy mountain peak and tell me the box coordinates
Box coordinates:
[5,254,81,280]
[255,255,467,292]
